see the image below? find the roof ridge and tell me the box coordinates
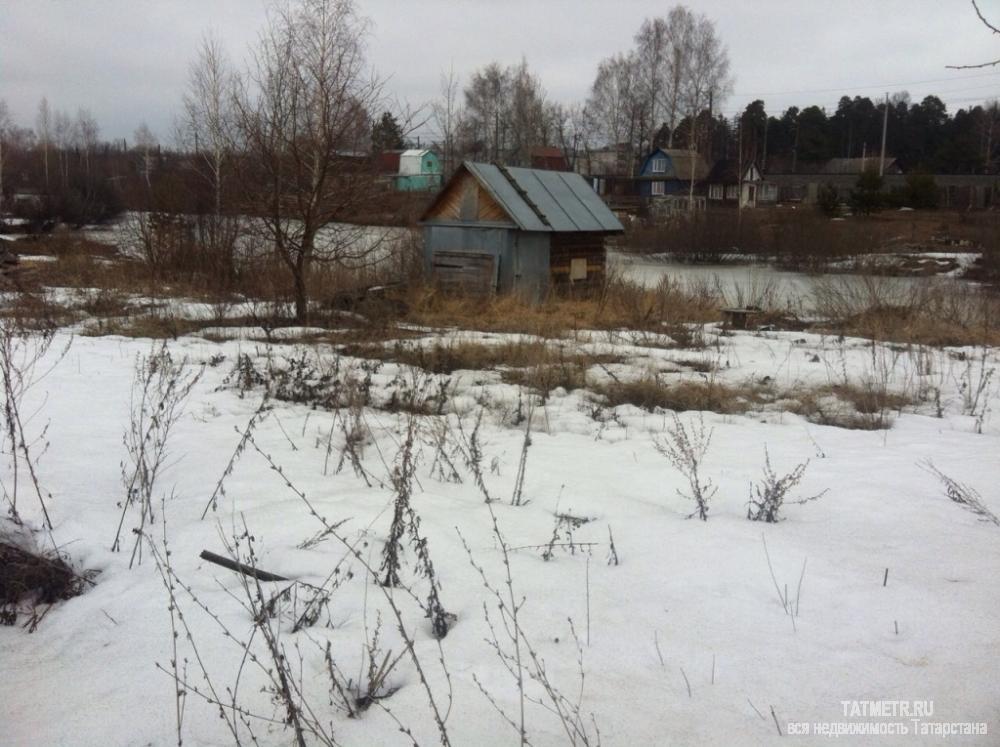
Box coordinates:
[492,162,551,228]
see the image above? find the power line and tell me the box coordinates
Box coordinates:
[732,70,1000,98]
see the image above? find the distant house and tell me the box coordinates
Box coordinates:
[420,161,624,301]
[705,161,777,208]
[819,157,902,176]
[395,149,442,191]
[636,148,711,197]
[530,146,570,172]
[765,156,904,203]
[574,144,641,210]
[378,150,404,176]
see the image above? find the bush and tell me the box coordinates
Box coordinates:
[904,173,939,210]
[747,447,825,522]
[849,169,884,215]
[816,183,841,217]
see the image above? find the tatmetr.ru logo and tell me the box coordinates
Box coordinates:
[841,700,934,718]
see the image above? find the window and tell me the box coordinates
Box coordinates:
[709,184,723,200]
[651,181,665,196]
[651,158,667,173]
[725,185,739,200]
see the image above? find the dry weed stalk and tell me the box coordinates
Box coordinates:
[459,504,602,746]
[747,446,827,523]
[0,318,68,530]
[112,343,203,567]
[920,460,999,526]
[510,395,536,507]
[655,413,716,520]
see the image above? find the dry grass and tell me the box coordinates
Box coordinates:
[593,372,915,430]
[594,375,773,414]
[345,337,621,386]
[788,383,914,430]
[11,226,1000,352]
[811,275,1000,347]
[403,276,721,338]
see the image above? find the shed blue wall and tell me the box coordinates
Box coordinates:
[423,225,550,301]
[637,179,688,197]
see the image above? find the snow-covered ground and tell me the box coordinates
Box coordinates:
[2,322,999,746]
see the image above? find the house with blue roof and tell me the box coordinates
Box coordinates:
[636,148,711,198]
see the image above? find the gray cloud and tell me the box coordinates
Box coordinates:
[1,0,997,142]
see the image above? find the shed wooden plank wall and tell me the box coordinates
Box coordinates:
[430,250,497,297]
[549,232,607,287]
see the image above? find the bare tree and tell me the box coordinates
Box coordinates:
[432,64,461,177]
[181,32,234,220]
[75,108,100,180]
[461,59,549,166]
[948,1,1000,69]
[547,101,586,170]
[232,0,384,323]
[663,5,697,148]
[461,62,511,161]
[586,51,645,172]
[54,109,74,188]
[0,100,9,209]
[634,16,669,153]
[134,122,158,190]
[179,31,240,279]
[680,10,732,207]
[36,97,51,191]
[507,59,549,166]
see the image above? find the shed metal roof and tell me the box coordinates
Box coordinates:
[460,161,623,233]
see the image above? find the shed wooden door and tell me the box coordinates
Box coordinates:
[431,251,497,296]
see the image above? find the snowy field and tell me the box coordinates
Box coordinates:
[2,319,999,746]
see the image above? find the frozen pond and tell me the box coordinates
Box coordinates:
[608,251,979,313]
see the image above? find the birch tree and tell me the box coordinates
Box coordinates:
[432,64,461,177]
[54,109,74,189]
[461,62,511,161]
[75,108,99,180]
[586,51,645,170]
[0,100,9,209]
[180,32,240,277]
[634,17,669,152]
[133,122,158,190]
[681,12,732,205]
[181,32,234,219]
[232,0,383,323]
[36,97,51,191]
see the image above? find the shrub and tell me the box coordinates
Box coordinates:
[656,413,716,520]
[747,447,826,522]
[849,169,884,216]
[816,183,841,217]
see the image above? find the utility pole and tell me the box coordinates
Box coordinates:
[879,92,889,176]
[737,114,743,226]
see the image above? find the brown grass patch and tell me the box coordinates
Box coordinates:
[345,337,621,381]
[789,383,914,430]
[595,375,772,414]
[402,277,722,338]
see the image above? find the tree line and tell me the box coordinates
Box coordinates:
[732,94,1000,175]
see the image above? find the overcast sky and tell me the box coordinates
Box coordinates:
[2,0,999,143]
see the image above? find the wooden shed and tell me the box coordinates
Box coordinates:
[419,161,624,301]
